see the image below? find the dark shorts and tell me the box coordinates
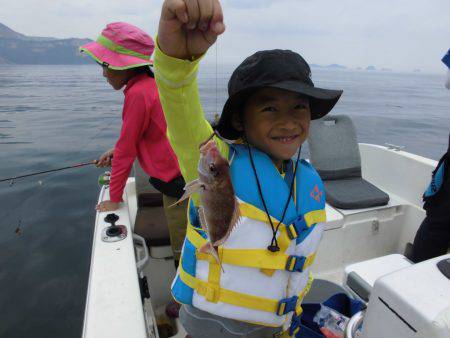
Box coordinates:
[149,175,185,199]
[411,216,450,263]
[180,305,282,338]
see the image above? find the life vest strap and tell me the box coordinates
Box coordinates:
[178,264,313,315]
[304,209,326,228]
[288,312,302,337]
[281,274,314,337]
[187,202,325,248]
[286,216,307,240]
[239,200,327,231]
[179,264,280,312]
[285,253,317,273]
[188,222,317,273]
[238,200,284,225]
[196,248,317,272]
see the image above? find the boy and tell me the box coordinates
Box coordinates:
[154,1,342,337]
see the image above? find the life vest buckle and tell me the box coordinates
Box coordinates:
[288,310,303,336]
[286,255,307,272]
[286,216,307,240]
[276,295,299,316]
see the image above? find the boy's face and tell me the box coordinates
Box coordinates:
[240,87,311,162]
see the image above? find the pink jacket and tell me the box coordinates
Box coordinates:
[109,73,181,202]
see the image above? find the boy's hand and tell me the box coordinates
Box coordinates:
[96,200,120,212]
[95,148,114,168]
[158,0,225,60]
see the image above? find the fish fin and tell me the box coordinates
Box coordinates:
[230,198,241,231]
[198,208,225,273]
[198,206,211,237]
[169,179,203,207]
[199,242,225,273]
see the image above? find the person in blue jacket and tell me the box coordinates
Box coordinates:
[411,49,450,262]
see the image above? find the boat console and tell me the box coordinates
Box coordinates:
[345,254,450,338]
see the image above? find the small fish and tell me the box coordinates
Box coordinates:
[176,139,240,270]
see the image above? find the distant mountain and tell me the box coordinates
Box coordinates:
[0,23,92,65]
[326,63,346,69]
[366,65,376,71]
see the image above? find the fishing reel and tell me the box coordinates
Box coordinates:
[98,171,111,187]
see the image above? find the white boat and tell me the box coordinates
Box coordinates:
[82,121,450,337]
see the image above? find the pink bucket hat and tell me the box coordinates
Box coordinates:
[80,22,154,70]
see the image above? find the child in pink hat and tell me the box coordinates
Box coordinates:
[80,22,188,266]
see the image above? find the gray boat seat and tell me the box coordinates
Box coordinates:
[308,115,389,209]
[133,163,170,247]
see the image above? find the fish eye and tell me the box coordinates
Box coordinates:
[209,163,220,177]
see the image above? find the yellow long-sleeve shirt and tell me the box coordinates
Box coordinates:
[154,44,229,205]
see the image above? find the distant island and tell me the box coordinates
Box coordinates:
[0,22,92,65]
[310,63,347,69]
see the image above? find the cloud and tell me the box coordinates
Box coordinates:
[1,0,449,72]
[213,0,450,72]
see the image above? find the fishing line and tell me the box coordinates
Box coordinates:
[3,109,119,185]
[215,38,218,119]
[1,112,119,232]
[0,161,96,183]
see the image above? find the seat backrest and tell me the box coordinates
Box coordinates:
[308,115,361,180]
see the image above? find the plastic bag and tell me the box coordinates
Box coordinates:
[313,305,349,338]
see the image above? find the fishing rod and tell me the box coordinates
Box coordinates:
[0,160,97,183]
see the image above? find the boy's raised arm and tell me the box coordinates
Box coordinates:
[154,0,227,185]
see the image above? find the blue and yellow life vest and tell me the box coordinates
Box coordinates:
[171,144,326,336]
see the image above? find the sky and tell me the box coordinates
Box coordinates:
[1,0,450,73]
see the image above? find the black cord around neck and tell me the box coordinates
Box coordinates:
[244,134,301,252]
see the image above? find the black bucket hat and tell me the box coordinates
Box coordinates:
[216,49,343,140]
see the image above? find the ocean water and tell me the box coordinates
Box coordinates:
[0,64,449,338]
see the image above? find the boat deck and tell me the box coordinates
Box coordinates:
[83,143,439,338]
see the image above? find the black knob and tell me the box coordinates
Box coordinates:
[104,213,119,226]
[104,213,121,237]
